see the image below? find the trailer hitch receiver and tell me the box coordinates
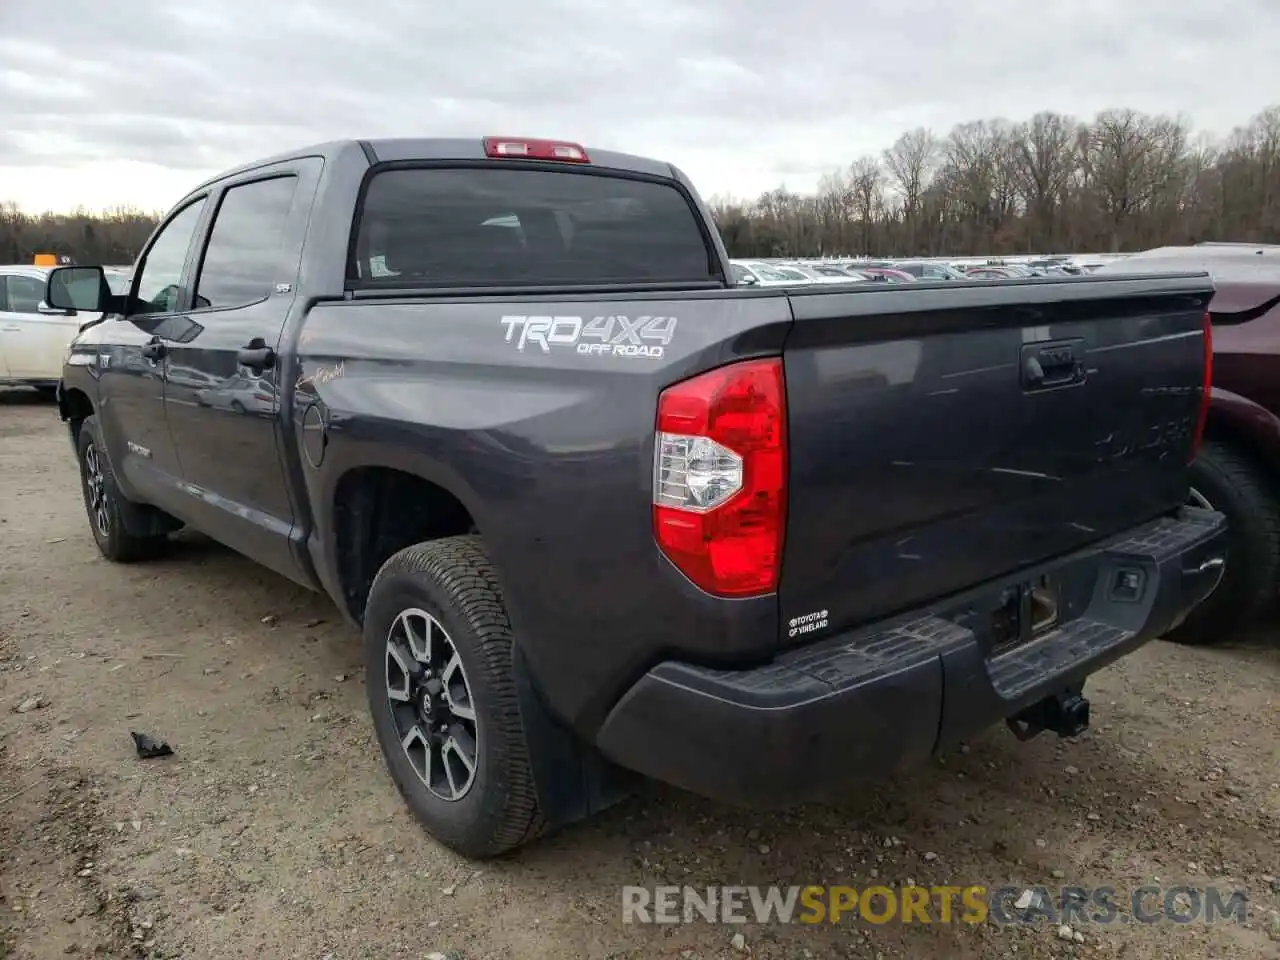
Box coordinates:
[1007,688,1090,742]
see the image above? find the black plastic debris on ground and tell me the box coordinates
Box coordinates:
[130,731,174,759]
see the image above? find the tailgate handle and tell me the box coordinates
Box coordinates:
[1021,339,1085,390]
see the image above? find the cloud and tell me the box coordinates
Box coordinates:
[0,0,1276,211]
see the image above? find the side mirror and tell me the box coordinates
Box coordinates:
[740,274,759,286]
[46,266,108,312]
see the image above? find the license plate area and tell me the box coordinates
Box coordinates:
[990,576,1059,657]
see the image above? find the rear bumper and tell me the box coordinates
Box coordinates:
[595,508,1227,806]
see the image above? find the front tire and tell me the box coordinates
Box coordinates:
[363,536,546,858]
[1165,440,1280,645]
[76,416,168,562]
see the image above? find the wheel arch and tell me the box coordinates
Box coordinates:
[328,463,480,625]
[58,384,96,447]
[1203,387,1280,485]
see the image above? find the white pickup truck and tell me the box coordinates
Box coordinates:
[0,264,131,392]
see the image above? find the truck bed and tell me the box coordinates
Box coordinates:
[299,273,1213,730]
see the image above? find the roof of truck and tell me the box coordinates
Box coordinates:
[190,138,677,194]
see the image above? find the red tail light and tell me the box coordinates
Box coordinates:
[1191,310,1212,463]
[483,137,590,163]
[652,358,787,597]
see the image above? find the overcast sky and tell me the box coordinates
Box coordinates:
[1,0,1277,213]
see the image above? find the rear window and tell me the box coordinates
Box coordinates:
[349,167,716,288]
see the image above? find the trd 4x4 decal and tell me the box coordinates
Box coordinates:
[500,314,678,359]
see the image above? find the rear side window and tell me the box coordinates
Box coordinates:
[4,274,44,312]
[350,167,716,288]
[195,176,299,310]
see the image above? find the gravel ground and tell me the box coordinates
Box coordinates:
[1,387,1278,960]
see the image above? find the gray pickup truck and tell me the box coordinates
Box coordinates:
[48,136,1226,858]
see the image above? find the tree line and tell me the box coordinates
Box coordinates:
[0,203,158,267]
[2,104,1278,266]
[713,105,1280,258]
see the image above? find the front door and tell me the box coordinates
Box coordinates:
[91,197,208,507]
[163,168,314,581]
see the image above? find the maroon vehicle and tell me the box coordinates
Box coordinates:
[1100,243,1280,644]
[855,267,915,282]
[963,266,1021,280]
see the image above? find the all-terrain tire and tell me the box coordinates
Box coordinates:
[1166,440,1280,645]
[76,416,170,562]
[363,535,546,858]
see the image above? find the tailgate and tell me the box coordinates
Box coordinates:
[778,275,1213,641]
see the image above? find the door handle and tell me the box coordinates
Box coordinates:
[1021,339,1085,390]
[140,339,167,361]
[237,339,276,372]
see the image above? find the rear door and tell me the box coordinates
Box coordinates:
[778,277,1213,641]
[0,272,80,381]
[163,159,319,581]
[0,276,15,378]
[0,273,41,380]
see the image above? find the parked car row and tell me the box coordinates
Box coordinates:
[729,256,1087,287]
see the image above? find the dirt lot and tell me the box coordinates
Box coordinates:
[1,389,1278,960]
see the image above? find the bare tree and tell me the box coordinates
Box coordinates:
[815,171,855,254]
[1084,109,1189,251]
[1010,112,1077,251]
[883,128,937,253]
[847,156,884,254]
[942,120,1013,251]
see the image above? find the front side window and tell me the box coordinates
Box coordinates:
[195,177,300,310]
[134,199,207,314]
